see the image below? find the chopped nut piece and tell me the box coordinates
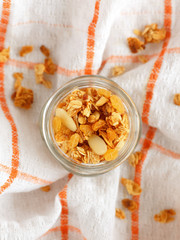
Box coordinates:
[154,209,176,223]
[99,131,114,148]
[69,133,80,149]
[92,119,106,131]
[122,199,138,212]
[88,111,100,123]
[96,96,108,107]
[133,29,141,36]
[110,95,125,114]
[107,128,117,142]
[13,72,23,90]
[138,55,148,63]
[82,102,91,117]
[174,93,180,106]
[121,178,142,196]
[78,114,87,124]
[0,47,10,62]
[67,100,82,110]
[34,64,45,84]
[115,208,126,219]
[127,37,145,53]
[128,151,142,167]
[41,185,50,192]
[52,116,62,134]
[44,58,57,75]
[80,124,93,136]
[97,88,111,98]
[19,45,33,57]
[112,66,125,77]
[13,86,33,109]
[142,23,166,43]
[104,149,118,161]
[108,112,122,126]
[40,45,50,57]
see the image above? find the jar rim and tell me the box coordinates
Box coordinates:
[39,75,142,176]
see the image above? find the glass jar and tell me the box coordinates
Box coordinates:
[39,75,141,176]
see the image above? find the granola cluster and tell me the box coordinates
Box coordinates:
[11,72,33,109]
[128,23,166,54]
[52,88,129,164]
[0,47,10,63]
[154,209,176,223]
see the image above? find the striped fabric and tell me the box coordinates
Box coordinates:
[0,0,180,239]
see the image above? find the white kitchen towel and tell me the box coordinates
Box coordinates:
[0,0,180,239]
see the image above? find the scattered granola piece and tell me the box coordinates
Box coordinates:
[13,86,33,109]
[127,37,145,53]
[44,58,57,75]
[133,29,141,36]
[92,119,106,131]
[142,23,166,43]
[174,93,180,106]
[19,45,33,57]
[13,72,23,90]
[112,66,125,77]
[0,47,10,62]
[128,151,142,167]
[41,185,51,192]
[122,199,138,212]
[154,209,176,223]
[34,64,45,84]
[52,116,62,134]
[40,45,50,57]
[115,208,126,219]
[110,95,125,114]
[42,79,52,88]
[104,149,118,161]
[138,55,148,63]
[121,178,142,196]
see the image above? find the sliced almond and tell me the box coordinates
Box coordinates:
[88,134,107,155]
[96,96,108,107]
[56,108,77,132]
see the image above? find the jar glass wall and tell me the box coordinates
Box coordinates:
[39,75,141,176]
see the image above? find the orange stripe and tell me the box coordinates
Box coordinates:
[7,59,84,76]
[40,226,87,240]
[167,47,180,54]
[0,163,52,185]
[142,0,172,124]
[98,54,158,73]
[131,127,156,240]
[59,173,73,240]
[139,138,180,159]
[0,0,20,194]
[5,46,180,77]
[84,0,101,74]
